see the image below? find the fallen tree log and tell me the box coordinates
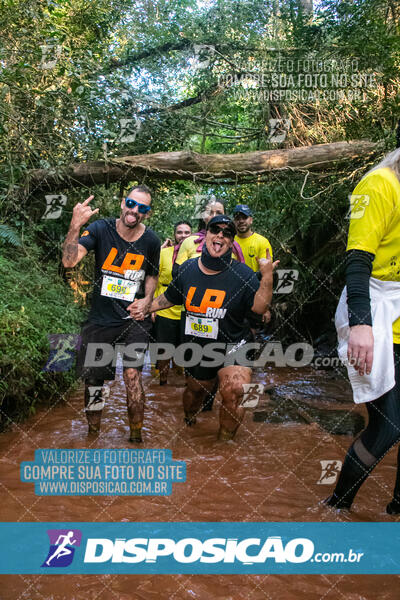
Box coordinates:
[28,140,381,192]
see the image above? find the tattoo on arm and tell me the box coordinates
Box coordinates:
[62,225,80,266]
[150,293,173,312]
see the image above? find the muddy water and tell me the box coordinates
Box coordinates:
[1,364,399,599]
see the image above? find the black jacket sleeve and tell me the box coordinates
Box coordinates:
[345,249,374,327]
[171,262,180,279]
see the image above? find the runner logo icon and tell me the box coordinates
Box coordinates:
[41,529,82,567]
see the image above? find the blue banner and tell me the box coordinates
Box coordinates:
[1,522,400,574]
[20,449,186,496]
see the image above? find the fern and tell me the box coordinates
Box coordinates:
[0,224,21,247]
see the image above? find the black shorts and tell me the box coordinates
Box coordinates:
[184,337,252,382]
[76,318,154,381]
[184,364,220,382]
[154,315,181,348]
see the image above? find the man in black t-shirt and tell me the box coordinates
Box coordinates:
[62,185,160,442]
[129,215,277,441]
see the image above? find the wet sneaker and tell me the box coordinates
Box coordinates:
[323,495,352,510]
[129,423,143,443]
[218,427,236,441]
[88,424,100,435]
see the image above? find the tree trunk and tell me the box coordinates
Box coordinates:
[28,140,380,192]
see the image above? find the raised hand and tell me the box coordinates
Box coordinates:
[71,195,99,228]
[257,248,279,280]
[161,238,174,249]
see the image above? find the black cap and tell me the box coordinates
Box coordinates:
[207,215,236,237]
[233,204,253,217]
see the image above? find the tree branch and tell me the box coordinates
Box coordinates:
[27,140,381,193]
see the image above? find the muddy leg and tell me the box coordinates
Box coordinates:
[183,375,216,425]
[123,367,145,442]
[217,366,252,440]
[84,379,105,435]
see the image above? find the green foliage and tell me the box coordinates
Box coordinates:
[0,0,398,418]
[0,246,85,427]
[0,224,21,247]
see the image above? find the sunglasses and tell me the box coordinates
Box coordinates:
[125,197,151,214]
[208,223,234,239]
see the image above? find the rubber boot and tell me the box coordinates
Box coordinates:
[325,444,372,509]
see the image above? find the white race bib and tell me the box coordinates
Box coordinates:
[185,315,218,339]
[101,275,138,302]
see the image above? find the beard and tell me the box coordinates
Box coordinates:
[121,211,139,229]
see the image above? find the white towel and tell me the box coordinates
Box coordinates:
[335,277,400,403]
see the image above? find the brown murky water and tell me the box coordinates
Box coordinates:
[1,364,400,599]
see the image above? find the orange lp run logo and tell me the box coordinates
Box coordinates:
[102,248,144,274]
[185,287,226,314]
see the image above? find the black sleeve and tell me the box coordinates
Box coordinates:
[146,236,161,277]
[242,271,262,322]
[78,221,98,252]
[345,249,374,327]
[172,262,180,279]
[164,271,184,306]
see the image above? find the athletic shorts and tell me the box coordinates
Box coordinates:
[76,318,154,381]
[154,315,181,348]
[184,364,220,382]
[184,338,251,382]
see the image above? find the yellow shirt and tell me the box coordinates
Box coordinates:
[175,235,201,265]
[154,246,182,320]
[346,167,400,341]
[235,232,273,272]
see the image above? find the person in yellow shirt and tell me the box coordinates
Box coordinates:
[153,220,192,385]
[324,148,400,513]
[233,204,273,271]
[234,204,273,328]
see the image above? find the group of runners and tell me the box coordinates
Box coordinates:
[62,188,276,443]
[62,146,400,513]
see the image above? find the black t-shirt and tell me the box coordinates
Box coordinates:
[78,218,160,326]
[164,258,260,346]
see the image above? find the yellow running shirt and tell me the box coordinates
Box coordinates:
[154,246,182,320]
[346,167,400,341]
[175,234,201,265]
[234,232,273,272]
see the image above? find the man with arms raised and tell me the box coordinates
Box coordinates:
[62,185,160,442]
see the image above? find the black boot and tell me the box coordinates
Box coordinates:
[325,444,372,509]
[387,446,400,514]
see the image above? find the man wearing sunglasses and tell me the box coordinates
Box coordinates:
[129,215,277,440]
[62,185,160,442]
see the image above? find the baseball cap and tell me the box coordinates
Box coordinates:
[207,215,236,237]
[233,204,253,217]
